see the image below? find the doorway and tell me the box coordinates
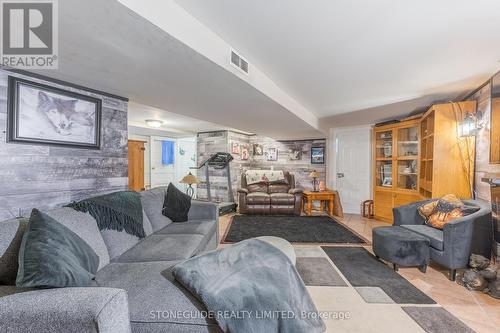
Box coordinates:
[128,134,198,195]
[150,137,176,188]
[333,126,372,214]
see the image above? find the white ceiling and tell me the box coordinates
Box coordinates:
[128,101,251,136]
[25,0,500,139]
[176,0,500,119]
[29,0,324,140]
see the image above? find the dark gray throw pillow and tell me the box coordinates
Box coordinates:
[16,209,99,288]
[162,183,191,222]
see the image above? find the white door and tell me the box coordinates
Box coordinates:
[150,136,176,188]
[334,126,372,214]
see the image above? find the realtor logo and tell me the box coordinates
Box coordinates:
[0,0,58,69]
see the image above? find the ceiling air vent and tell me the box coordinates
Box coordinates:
[230,49,249,75]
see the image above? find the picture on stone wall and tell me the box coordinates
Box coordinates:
[7,77,101,149]
[311,147,325,164]
[288,146,302,160]
[241,145,249,160]
[265,147,278,161]
[231,142,240,154]
[253,143,263,155]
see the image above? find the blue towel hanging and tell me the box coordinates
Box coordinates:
[162,140,175,165]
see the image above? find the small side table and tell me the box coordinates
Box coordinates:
[302,190,335,216]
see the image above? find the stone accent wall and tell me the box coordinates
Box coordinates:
[196,130,326,202]
[467,83,497,201]
[0,70,128,220]
[466,80,500,258]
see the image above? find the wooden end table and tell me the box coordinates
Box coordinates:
[302,190,335,216]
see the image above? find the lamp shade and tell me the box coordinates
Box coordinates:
[309,170,320,178]
[180,172,199,185]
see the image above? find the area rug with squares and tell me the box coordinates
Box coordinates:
[222,215,368,244]
[294,246,475,333]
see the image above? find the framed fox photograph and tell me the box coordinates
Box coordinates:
[7,77,102,149]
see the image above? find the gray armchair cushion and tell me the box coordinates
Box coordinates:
[17,209,99,288]
[116,234,204,262]
[401,225,444,251]
[0,287,131,333]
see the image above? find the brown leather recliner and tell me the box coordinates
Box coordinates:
[238,171,302,215]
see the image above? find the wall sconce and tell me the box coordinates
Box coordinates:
[459,111,484,137]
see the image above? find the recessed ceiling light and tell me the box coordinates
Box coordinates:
[145,119,163,128]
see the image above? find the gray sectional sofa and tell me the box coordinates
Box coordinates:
[0,187,223,333]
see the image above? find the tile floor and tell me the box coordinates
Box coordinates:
[218,213,500,333]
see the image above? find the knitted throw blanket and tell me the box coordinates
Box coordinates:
[67,191,145,238]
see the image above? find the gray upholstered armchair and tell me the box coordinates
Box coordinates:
[393,199,492,280]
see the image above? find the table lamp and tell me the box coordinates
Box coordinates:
[309,170,320,192]
[180,172,198,198]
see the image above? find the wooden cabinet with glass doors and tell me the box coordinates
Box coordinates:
[373,119,421,222]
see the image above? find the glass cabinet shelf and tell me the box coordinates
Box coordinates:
[375,130,393,159]
[397,127,419,158]
[375,124,419,192]
[376,160,393,188]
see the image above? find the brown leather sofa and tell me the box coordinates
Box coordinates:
[238,171,302,215]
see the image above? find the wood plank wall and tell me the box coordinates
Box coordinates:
[0,70,128,220]
[196,130,326,202]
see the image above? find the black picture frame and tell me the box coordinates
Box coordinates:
[7,76,102,149]
[311,147,325,164]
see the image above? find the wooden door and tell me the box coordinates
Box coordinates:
[128,140,145,192]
